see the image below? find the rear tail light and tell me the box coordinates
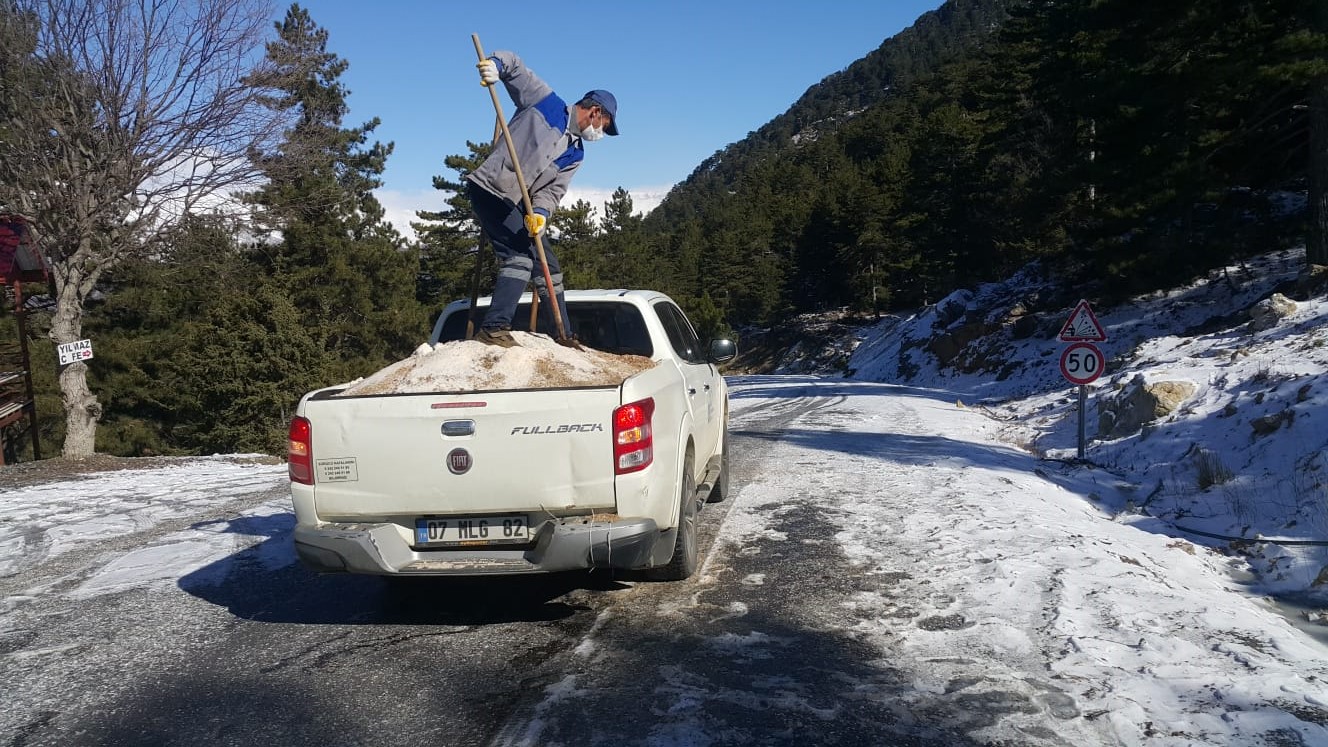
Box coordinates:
[613,398,655,474]
[288,416,313,484]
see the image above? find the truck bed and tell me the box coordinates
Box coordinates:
[304,385,623,519]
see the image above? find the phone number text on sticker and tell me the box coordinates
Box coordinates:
[316,457,358,482]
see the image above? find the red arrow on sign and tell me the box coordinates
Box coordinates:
[1058,299,1107,342]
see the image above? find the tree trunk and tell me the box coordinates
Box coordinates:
[49,276,101,459]
[1311,0,1328,267]
[1310,74,1328,267]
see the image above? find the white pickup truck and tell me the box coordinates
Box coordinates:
[287,290,736,581]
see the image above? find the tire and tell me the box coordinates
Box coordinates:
[706,419,730,503]
[646,451,698,581]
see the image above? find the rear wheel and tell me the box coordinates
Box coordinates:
[646,451,698,581]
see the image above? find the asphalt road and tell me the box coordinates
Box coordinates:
[1,478,646,747]
[0,394,815,747]
[1,390,1078,747]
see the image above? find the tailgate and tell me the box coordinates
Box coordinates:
[304,387,620,520]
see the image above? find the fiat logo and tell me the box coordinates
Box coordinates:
[447,448,472,475]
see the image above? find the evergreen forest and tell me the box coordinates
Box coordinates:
[0,0,1324,460]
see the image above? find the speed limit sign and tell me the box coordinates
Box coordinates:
[1060,342,1105,385]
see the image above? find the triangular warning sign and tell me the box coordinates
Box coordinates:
[1058,299,1107,342]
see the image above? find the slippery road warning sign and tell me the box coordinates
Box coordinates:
[1057,299,1107,342]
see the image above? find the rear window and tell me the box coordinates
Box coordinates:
[437,301,654,357]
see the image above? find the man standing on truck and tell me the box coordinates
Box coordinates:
[468,50,619,348]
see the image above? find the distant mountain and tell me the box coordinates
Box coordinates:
[636,0,1311,332]
[647,0,1013,226]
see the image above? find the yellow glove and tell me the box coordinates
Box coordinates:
[476,59,499,87]
[524,212,546,236]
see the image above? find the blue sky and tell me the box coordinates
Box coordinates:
[289,1,944,230]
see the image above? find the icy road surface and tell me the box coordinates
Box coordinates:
[1,376,1326,746]
[498,376,1328,746]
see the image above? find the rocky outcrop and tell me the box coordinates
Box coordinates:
[1251,409,1295,436]
[927,321,998,366]
[1097,375,1197,439]
[1248,293,1297,332]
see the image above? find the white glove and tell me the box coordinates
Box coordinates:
[476,59,499,87]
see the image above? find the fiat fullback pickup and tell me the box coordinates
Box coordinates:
[287,289,736,581]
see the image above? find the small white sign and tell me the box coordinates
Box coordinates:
[57,339,94,366]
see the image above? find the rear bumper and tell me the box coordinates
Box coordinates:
[294,516,661,576]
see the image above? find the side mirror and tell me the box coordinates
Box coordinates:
[708,338,737,364]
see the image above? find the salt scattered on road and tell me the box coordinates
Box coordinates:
[340,333,656,395]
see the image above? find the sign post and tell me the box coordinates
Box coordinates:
[1057,301,1107,460]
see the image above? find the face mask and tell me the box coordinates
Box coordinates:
[582,123,604,142]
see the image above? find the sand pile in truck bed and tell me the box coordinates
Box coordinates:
[338,332,656,396]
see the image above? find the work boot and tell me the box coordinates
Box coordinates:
[475,327,517,348]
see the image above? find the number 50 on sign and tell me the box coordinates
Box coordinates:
[1059,342,1104,385]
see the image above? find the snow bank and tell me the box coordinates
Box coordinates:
[340,332,656,395]
[844,246,1328,601]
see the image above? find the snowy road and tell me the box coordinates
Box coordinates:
[2,376,1327,746]
[498,376,1328,746]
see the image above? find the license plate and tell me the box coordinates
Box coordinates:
[415,515,531,547]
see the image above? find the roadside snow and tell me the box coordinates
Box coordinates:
[66,498,293,599]
[0,457,290,586]
[844,247,1328,603]
[340,333,655,395]
[709,375,1328,744]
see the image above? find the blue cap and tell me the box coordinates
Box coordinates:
[583,89,619,136]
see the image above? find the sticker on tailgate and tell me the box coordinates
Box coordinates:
[316,457,358,482]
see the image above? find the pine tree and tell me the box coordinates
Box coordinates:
[413,141,494,312]
[552,199,602,289]
[1288,0,1328,266]
[168,279,331,454]
[599,188,658,288]
[244,4,423,377]
[87,214,337,455]
[87,215,253,455]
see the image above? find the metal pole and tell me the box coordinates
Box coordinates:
[1077,384,1087,461]
[10,280,41,461]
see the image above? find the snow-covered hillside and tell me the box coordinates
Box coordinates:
[816,246,1328,602]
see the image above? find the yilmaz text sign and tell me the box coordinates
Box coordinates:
[57,339,94,366]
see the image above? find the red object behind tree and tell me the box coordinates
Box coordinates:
[0,215,48,285]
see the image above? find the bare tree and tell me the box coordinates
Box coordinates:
[0,0,285,458]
